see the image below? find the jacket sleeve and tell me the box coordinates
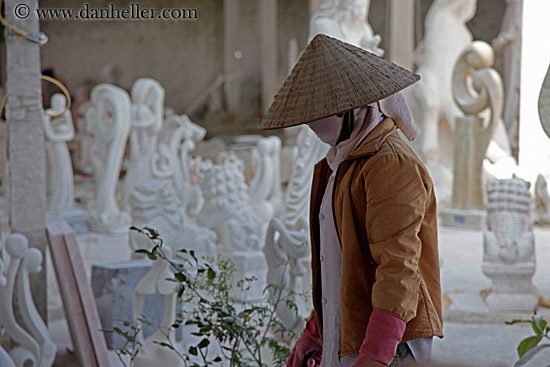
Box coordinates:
[364,152,428,321]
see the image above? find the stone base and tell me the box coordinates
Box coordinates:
[219,249,267,303]
[482,263,538,312]
[91,260,181,349]
[439,208,486,230]
[54,208,88,234]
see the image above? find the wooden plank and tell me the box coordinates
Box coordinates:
[46,214,110,367]
[46,223,97,366]
[64,230,111,367]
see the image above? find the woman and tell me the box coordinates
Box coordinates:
[259,34,443,367]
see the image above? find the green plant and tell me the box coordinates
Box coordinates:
[106,226,299,367]
[506,314,550,366]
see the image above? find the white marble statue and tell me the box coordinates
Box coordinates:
[309,0,383,54]
[43,94,89,233]
[196,153,266,302]
[492,0,522,156]
[0,260,17,367]
[87,84,132,234]
[533,175,550,226]
[482,177,538,312]
[128,178,217,259]
[196,153,263,252]
[404,0,478,204]
[43,94,75,212]
[152,113,206,217]
[263,218,311,337]
[132,247,180,367]
[123,78,165,206]
[0,233,56,367]
[450,41,503,210]
[249,136,283,223]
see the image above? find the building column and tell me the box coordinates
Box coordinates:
[5,0,48,321]
[258,0,278,113]
[385,0,415,70]
[223,0,241,113]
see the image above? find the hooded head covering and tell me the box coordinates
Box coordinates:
[323,91,417,170]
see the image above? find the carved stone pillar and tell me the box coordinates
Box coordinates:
[440,41,503,229]
[482,177,538,312]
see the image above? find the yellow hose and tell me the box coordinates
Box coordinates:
[0,0,30,39]
[0,76,72,119]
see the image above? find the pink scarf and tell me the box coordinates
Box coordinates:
[325,92,418,170]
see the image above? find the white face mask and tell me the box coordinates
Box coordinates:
[307,114,344,146]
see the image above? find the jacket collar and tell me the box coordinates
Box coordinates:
[346,117,397,159]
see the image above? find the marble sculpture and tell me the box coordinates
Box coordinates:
[482,177,538,312]
[0,233,56,367]
[123,78,165,206]
[87,84,132,233]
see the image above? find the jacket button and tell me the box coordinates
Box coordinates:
[320,255,325,262]
[323,297,328,304]
[320,213,325,220]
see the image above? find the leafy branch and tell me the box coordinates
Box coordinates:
[506,314,550,366]
[105,226,300,367]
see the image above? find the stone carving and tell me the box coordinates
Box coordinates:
[43,94,75,212]
[451,41,503,210]
[196,153,263,252]
[534,175,550,226]
[309,0,383,54]
[406,0,517,205]
[74,99,95,176]
[492,0,522,156]
[263,218,310,336]
[196,153,266,302]
[43,94,88,233]
[482,177,538,312]
[71,84,94,176]
[123,78,165,206]
[133,247,180,367]
[87,84,132,233]
[249,136,283,222]
[0,233,56,367]
[128,179,216,259]
[128,112,216,258]
[92,260,169,349]
[440,41,504,228]
[404,0,478,204]
[152,113,206,217]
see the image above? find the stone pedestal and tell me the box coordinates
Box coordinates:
[91,260,181,349]
[219,250,267,303]
[56,209,88,234]
[482,264,538,312]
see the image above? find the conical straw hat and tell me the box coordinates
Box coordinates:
[259,33,420,130]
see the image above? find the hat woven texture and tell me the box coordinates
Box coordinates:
[259,33,420,130]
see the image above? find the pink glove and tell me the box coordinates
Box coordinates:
[354,308,407,367]
[287,312,322,367]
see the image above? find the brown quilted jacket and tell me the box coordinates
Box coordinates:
[309,118,444,358]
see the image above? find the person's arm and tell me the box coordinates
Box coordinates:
[287,311,322,367]
[355,153,428,366]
